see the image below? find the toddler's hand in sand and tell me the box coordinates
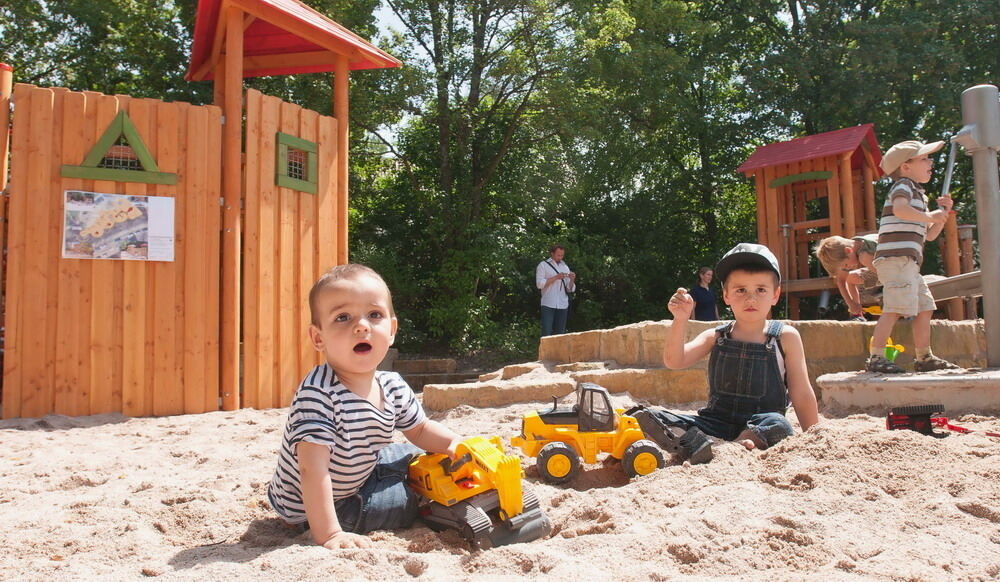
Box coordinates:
[322,531,372,549]
[667,288,694,320]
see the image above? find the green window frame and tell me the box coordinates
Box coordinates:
[275,132,318,194]
[61,110,177,185]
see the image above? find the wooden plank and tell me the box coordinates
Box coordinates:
[18,87,57,418]
[152,100,180,416]
[2,86,32,418]
[87,94,123,415]
[145,102,179,417]
[183,105,209,414]
[39,88,65,417]
[53,91,87,415]
[299,108,320,386]
[171,99,187,417]
[76,92,102,416]
[120,99,153,416]
[242,90,262,409]
[203,104,223,412]
[840,154,856,236]
[256,93,280,408]
[278,100,299,408]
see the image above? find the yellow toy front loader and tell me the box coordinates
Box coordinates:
[408,436,551,549]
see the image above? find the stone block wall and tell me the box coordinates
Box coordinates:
[422,319,986,411]
[540,319,987,388]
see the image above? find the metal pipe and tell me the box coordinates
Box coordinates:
[954,84,1000,366]
[939,139,959,199]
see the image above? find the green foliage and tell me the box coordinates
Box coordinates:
[4,0,996,358]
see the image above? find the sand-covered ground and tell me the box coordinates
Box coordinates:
[2,392,998,581]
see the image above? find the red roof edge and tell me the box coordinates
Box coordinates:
[185,0,400,82]
[737,124,882,175]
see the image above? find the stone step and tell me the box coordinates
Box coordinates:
[394,358,457,374]
[816,369,1000,414]
[403,372,478,392]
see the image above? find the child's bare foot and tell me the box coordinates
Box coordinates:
[736,429,766,450]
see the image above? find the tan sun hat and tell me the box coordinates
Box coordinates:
[880,140,945,175]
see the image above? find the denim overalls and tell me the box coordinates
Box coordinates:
[676,320,795,448]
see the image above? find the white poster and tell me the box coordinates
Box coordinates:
[62,190,175,261]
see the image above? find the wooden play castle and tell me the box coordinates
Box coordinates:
[738,124,972,319]
[0,0,399,419]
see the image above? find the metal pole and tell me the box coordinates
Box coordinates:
[955,84,1000,366]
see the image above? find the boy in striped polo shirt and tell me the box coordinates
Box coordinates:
[267,264,464,549]
[866,140,960,373]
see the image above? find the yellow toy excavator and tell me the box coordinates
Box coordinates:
[408,436,551,549]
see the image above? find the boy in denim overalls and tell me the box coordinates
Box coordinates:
[659,243,819,450]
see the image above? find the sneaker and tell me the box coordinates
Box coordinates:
[865,354,905,374]
[913,355,961,372]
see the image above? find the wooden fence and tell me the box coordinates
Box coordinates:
[2,85,223,418]
[242,89,339,410]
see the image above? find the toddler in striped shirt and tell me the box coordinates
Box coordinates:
[267,264,463,549]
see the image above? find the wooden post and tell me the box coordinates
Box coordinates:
[959,224,976,318]
[862,162,876,232]
[839,153,856,236]
[0,63,11,192]
[334,55,349,264]
[221,7,244,411]
[752,174,766,244]
[826,157,843,236]
[940,213,963,320]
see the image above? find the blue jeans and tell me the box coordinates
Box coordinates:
[674,411,794,449]
[541,306,568,336]
[332,443,422,533]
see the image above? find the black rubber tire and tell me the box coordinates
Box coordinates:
[622,439,666,478]
[536,442,581,484]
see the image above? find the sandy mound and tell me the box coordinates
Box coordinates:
[1,394,998,580]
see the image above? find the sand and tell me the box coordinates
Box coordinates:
[2,392,998,581]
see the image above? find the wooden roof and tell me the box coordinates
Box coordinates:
[186,0,401,81]
[737,124,883,177]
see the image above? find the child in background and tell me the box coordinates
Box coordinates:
[814,234,880,320]
[655,243,819,450]
[267,264,463,549]
[865,140,959,373]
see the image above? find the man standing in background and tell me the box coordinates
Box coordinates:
[536,244,576,336]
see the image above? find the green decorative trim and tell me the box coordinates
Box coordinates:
[769,171,832,188]
[62,110,176,184]
[61,165,177,185]
[275,132,318,194]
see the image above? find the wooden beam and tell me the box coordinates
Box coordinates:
[221,6,243,411]
[768,171,832,188]
[783,277,838,293]
[191,5,231,82]
[244,51,340,71]
[840,153,856,236]
[334,56,349,264]
[862,162,875,231]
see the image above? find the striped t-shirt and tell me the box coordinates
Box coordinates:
[267,365,427,524]
[874,178,928,264]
